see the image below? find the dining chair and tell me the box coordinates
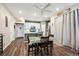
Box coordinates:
[27,36,34,56]
[48,34,54,55]
[27,36,39,56]
[38,36,49,56]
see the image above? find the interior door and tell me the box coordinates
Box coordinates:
[15,24,24,38]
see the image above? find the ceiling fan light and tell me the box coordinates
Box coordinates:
[19,10,22,14]
[45,15,48,17]
[56,8,60,11]
[33,13,37,16]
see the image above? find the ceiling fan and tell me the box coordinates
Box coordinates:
[34,3,52,15]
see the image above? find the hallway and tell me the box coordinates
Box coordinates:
[2,39,78,56]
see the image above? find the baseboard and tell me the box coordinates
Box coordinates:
[3,40,14,51]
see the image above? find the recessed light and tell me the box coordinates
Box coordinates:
[56,8,60,11]
[19,10,22,14]
[45,15,48,17]
[41,7,43,9]
[19,17,24,20]
[33,13,37,16]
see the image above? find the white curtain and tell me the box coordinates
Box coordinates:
[66,13,71,47]
[71,10,76,49]
[63,9,79,50]
[75,9,79,51]
[63,11,76,47]
[63,14,68,46]
[59,16,63,44]
[53,9,79,51]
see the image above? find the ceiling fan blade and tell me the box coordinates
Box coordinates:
[41,11,44,15]
[34,5,42,10]
[44,9,52,12]
[43,3,51,9]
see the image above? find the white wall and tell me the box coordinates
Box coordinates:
[0,4,16,50]
[41,22,46,36]
[52,16,63,44]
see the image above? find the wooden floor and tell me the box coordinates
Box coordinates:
[2,39,78,56]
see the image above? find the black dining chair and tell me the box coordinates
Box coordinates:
[27,36,38,56]
[48,34,54,55]
[38,36,49,56]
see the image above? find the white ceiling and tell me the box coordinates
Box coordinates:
[3,3,75,21]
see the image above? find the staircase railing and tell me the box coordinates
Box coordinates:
[0,34,3,55]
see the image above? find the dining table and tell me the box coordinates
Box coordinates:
[27,36,54,55]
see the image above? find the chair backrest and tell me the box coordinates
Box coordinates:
[49,34,54,37]
[27,36,30,43]
[27,35,41,44]
[49,34,54,41]
[41,36,49,43]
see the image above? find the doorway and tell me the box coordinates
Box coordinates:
[15,23,24,38]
